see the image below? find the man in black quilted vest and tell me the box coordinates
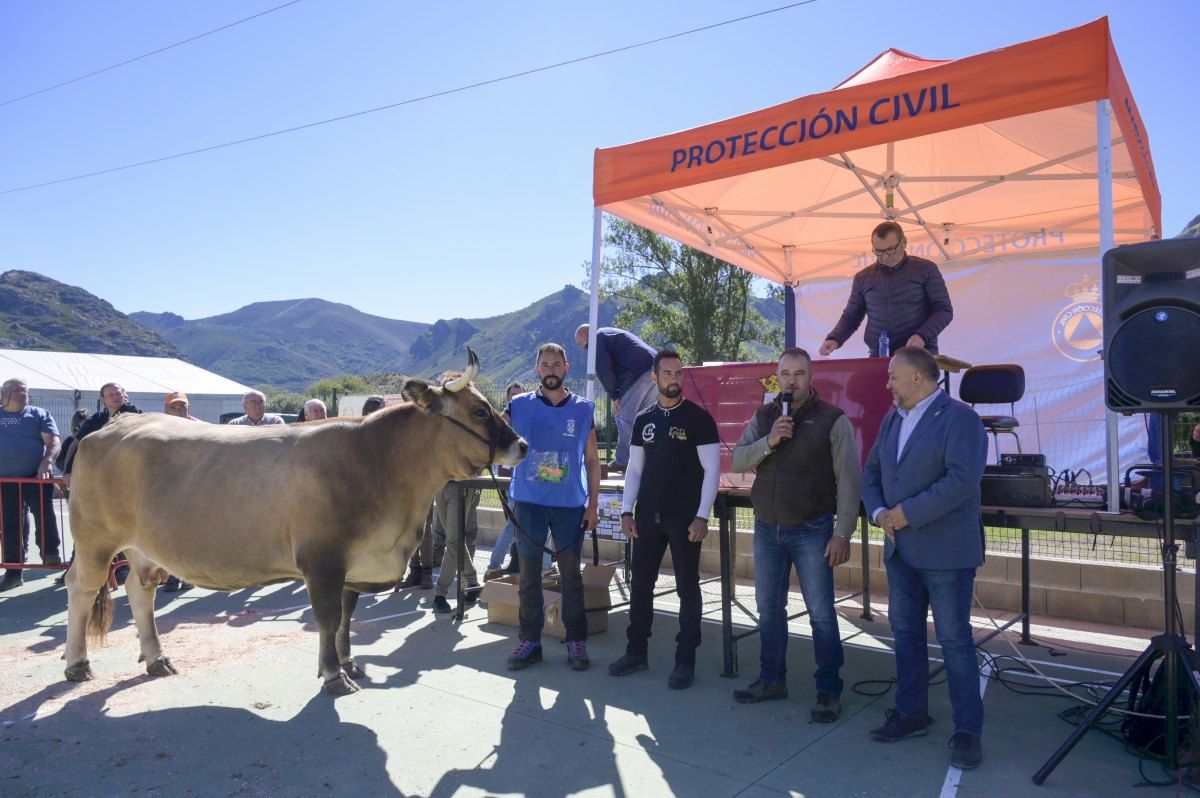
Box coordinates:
[819,221,953,358]
[730,347,862,722]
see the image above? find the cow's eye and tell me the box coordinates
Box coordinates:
[473,407,489,420]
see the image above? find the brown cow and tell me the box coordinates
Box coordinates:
[63,348,526,695]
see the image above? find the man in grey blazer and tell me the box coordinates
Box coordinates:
[862,347,988,770]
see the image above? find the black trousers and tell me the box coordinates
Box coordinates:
[1,481,61,574]
[626,515,703,664]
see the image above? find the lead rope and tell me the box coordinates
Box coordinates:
[442,414,557,560]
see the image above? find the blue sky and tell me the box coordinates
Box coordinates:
[1,1,1196,324]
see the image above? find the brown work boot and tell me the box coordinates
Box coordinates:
[733,679,788,704]
[811,691,841,723]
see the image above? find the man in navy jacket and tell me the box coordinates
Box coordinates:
[575,324,656,470]
[862,346,988,770]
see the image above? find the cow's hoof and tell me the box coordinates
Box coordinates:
[146,656,178,678]
[64,661,94,682]
[323,673,361,696]
[341,660,366,680]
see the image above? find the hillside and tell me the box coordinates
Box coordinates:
[387,285,623,387]
[132,298,429,389]
[0,270,183,357]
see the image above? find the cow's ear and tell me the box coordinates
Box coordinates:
[402,380,442,413]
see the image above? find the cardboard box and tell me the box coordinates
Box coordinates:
[481,564,615,638]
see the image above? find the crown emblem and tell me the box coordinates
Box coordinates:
[1065,275,1100,301]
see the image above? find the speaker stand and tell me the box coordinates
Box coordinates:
[1033,411,1200,783]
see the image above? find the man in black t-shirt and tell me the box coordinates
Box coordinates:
[607,349,720,689]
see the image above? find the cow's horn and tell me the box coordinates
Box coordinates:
[446,347,479,393]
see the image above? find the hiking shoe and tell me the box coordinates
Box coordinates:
[43,552,62,566]
[507,641,543,670]
[733,680,788,703]
[566,641,590,671]
[419,568,433,589]
[949,732,982,769]
[667,662,694,690]
[397,569,422,590]
[870,709,929,742]
[0,572,23,592]
[432,595,452,613]
[811,691,841,723]
[608,652,649,677]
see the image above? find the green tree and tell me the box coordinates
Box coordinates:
[305,374,370,415]
[597,217,780,363]
[256,384,305,414]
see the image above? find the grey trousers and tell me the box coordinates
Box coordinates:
[434,483,482,597]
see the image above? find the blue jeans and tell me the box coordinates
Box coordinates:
[515,503,586,642]
[488,520,551,571]
[753,515,844,695]
[884,553,983,737]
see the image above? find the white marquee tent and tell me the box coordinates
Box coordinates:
[0,349,251,426]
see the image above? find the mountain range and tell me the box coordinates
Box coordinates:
[0,270,182,357]
[3,270,780,391]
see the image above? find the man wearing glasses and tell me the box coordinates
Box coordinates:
[818,222,953,358]
[228,390,286,426]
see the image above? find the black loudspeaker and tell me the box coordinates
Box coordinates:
[1103,237,1200,412]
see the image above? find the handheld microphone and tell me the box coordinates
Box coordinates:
[780,391,793,417]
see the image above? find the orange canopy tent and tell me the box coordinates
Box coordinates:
[585,17,1160,508]
[590,17,1157,284]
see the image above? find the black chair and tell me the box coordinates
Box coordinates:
[959,364,1025,462]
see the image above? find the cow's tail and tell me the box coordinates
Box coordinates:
[87,584,114,644]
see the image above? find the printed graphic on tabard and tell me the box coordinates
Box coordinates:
[527,451,569,484]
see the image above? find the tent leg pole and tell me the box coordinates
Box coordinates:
[587,209,602,402]
[1097,100,1119,511]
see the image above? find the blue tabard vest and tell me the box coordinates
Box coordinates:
[508,391,594,508]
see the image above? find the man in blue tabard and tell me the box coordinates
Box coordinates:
[502,343,600,671]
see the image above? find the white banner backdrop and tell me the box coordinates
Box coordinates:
[793,252,1148,484]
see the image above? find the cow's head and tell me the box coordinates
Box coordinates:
[402,347,528,476]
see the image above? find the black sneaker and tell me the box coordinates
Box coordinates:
[0,572,23,592]
[163,576,184,592]
[463,584,481,605]
[870,708,929,742]
[566,640,590,671]
[811,691,841,723]
[419,568,433,589]
[432,595,452,613]
[949,732,982,769]
[396,569,422,590]
[733,679,788,703]
[667,662,694,690]
[507,640,543,670]
[608,652,649,677]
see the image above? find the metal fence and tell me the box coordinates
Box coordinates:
[478,490,1176,570]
